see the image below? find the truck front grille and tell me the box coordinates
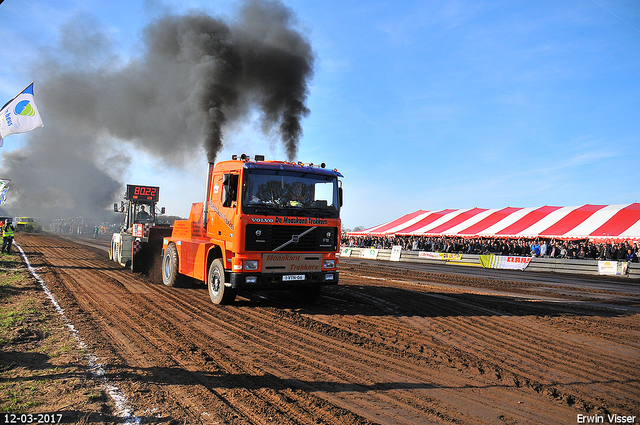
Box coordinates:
[245,224,338,252]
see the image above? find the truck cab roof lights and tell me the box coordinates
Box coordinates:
[243,161,343,177]
[232,154,266,162]
[228,156,337,173]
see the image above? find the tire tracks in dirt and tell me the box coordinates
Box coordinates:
[16,234,640,424]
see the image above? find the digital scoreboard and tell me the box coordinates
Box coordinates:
[126,185,159,202]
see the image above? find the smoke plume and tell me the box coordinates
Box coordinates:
[0,0,314,221]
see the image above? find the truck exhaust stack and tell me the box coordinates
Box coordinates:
[203,162,215,227]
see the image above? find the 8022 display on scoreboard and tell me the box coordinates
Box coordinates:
[126,185,159,202]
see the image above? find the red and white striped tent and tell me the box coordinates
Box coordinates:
[350,204,640,242]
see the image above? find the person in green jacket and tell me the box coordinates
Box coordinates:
[2,219,14,254]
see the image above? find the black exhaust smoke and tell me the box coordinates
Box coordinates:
[0,0,314,220]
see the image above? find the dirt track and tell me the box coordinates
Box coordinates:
[16,233,640,424]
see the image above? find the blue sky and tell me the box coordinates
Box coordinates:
[1,0,638,230]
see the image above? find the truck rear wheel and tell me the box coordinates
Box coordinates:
[208,258,236,305]
[162,243,182,287]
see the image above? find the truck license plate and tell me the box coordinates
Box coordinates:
[283,275,305,281]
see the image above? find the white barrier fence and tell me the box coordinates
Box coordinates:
[340,247,640,279]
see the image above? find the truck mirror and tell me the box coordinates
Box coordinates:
[161,207,166,214]
[339,187,344,207]
[114,203,118,212]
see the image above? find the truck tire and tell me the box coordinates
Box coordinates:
[208,258,236,305]
[162,243,182,287]
[114,240,122,265]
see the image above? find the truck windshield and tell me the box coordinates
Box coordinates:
[242,169,339,218]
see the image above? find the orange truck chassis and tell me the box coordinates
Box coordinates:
[161,155,343,305]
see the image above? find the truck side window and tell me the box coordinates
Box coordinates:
[222,173,239,207]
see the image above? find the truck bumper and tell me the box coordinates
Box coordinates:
[228,271,339,289]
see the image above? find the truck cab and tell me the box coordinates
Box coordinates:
[162,155,343,304]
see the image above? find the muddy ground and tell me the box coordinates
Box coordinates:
[2,232,639,424]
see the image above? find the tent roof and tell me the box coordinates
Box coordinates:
[349,203,640,242]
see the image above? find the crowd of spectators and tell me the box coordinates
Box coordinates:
[341,234,640,262]
[49,218,118,235]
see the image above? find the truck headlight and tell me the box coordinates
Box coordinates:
[323,259,336,269]
[244,260,259,271]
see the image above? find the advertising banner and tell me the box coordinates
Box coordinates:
[359,248,378,260]
[598,261,629,276]
[390,245,402,261]
[479,254,531,271]
[418,252,463,261]
[340,247,352,257]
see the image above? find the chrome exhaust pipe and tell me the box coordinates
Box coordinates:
[203,162,214,227]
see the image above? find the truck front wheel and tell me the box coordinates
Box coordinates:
[162,243,182,287]
[208,259,236,305]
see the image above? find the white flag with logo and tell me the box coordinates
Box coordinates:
[0,82,44,146]
[0,179,9,205]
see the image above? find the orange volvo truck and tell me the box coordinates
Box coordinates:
[161,154,343,305]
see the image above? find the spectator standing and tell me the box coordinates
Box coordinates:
[605,244,615,260]
[615,244,627,260]
[532,242,541,257]
[1,219,14,254]
[560,244,568,258]
[577,246,587,259]
[548,241,557,258]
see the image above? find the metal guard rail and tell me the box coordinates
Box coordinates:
[341,247,640,279]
